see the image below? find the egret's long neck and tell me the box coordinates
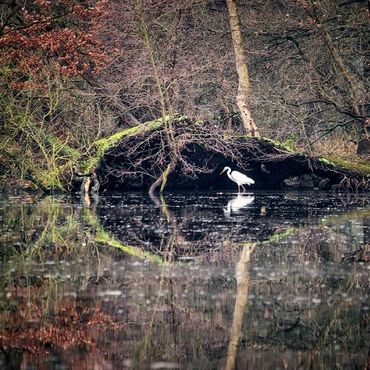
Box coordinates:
[226,168,232,180]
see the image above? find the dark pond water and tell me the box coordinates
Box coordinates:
[0,191,369,369]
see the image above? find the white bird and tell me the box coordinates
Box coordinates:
[220,166,255,192]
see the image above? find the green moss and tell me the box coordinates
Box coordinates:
[95,230,163,263]
[160,164,172,193]
[258,137,297,153]
[82,206,164,263]
[80,114,187,174]
[282,135,298,151]
[321,208,370,225]
[265,227,297,243]
[247,136,370,177]
[36,169,64,191]
[318,157,332,165]
[44,135,81,160]
[320,156,370,176]
[235,228,298,248]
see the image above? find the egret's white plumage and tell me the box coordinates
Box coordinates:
[220,166,255,192]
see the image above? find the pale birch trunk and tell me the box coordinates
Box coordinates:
[226,0,260,137]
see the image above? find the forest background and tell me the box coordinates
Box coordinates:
[0,0,368,191]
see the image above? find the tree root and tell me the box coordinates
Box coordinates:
[149,159,176,195]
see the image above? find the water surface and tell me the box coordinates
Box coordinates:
[0,191,369,369]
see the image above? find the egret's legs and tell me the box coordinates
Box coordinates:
[237,184,240,193]
[241,184,246,193]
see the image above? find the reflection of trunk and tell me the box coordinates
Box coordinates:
[226,0,260,137]
[225,243,255,370]
[149,192,178,262]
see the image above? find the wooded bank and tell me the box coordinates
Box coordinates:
[74,116,370,194]
[1,1,368,193]
[2,115,369,194]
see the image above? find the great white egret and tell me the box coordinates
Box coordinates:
[220,166,255,192]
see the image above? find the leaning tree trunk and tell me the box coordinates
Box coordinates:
[226,0,260,137]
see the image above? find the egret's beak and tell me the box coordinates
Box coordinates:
[220,168,226,175]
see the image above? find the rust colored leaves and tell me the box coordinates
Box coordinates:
[0,0,114,85]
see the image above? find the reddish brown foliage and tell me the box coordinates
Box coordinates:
[0,0,117,85]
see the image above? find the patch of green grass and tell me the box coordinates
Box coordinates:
[321,208,370,225]
[265,227,297,243]
[249,137,370,177]
[320,156,370,176]
[258,137,297,153]
[318,157,332,165]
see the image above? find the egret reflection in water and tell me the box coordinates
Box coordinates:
[224,194,255,215]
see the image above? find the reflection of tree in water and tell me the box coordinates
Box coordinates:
[97,192,370,262]
[97,193,259,262]
[0,289,118,350]
[104,193,370,368]
[225,243,255,370]
[0,197,122,369]
[0,194,369,369]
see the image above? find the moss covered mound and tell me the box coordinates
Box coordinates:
[87,118,370,192]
